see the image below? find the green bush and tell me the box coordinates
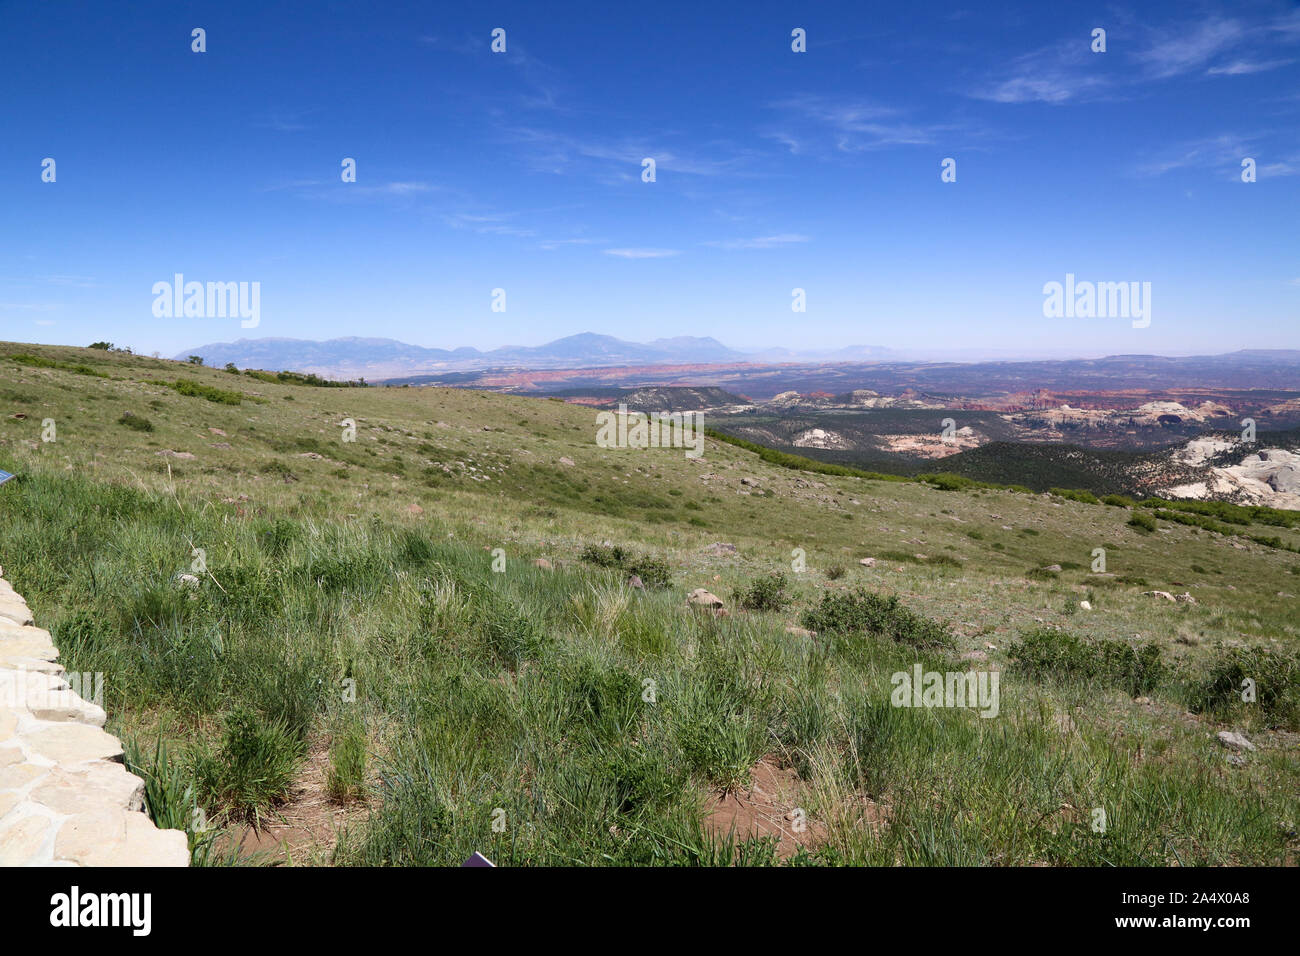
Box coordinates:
[579,543,671,589]
[1188,647,1300,730]
[1051,488,1101,505]
[117,412,154,432]
[733,571,790,611]
[1009,628,1164,695]
[1128,513,1157,533]
[1102,494,1135,508]
[802,588,953,648]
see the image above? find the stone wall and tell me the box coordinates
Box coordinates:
[0,567,189,866]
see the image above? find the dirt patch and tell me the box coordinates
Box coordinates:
[704,756,827,859]
[216,737,370,865]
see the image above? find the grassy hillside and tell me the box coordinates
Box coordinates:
[2,341,1298,866]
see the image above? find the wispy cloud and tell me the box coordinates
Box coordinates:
[603,248,680,259]
[705,234,810,250]
[442,211,538,238]
[420,34,569,112]
[539,237,606,250]
[1206,58,1294,76]
[972,13,1300,106]
[1141,17,1247,79]
[1134,134,1251,176]
[768,95,956,150]
[967,40,1111,104]
[1133,135,1298,179]
[504,126,751,179]
[0,274,96,289]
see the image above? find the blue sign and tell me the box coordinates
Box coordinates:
[0,470,14,486]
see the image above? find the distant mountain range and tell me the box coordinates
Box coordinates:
[175,335,1300,390]
[175,333,905,379]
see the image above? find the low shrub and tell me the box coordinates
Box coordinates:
[1128,513,1157,533]
[580,543,671,589]
[1009,627,1164,695]
[1051,488,1101,505]
[801,588,953,648]
[733,572,790,611]
[1188,647,1300,730]
[117,412,154,432]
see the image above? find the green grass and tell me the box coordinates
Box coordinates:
[1,340,1298,866]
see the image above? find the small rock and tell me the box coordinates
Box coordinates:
[558,457,575,467]
[1216,731,1255,752]
[702,542,737,556]
[983,642,997,650]
[1174,592,1197,604]
[208,427,227,436]
[859,557,876,567]
[1142,590,1176,602]
[740,477,760,486]
[1079,600,1091,610]
[175,573,200,590]
[1043,564,1063,572]
[686,588,725,610]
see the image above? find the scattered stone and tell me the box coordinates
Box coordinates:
[740,477,760,486]
[1079,600,1092,610]
[155,450,195,459]
[686,589,725,610]
[859,557,876,567]
[1174,592,1197,604]
[1142,590,1176,602]
[1042,564,1063,572]
[984,642,997,650]
[175,573,200,590]
[1216,731,1255,752]
[558,457,575,467]
[208,427,226,436]
[703,542,737,556]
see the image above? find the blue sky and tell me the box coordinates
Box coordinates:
[2,0,1298,359]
